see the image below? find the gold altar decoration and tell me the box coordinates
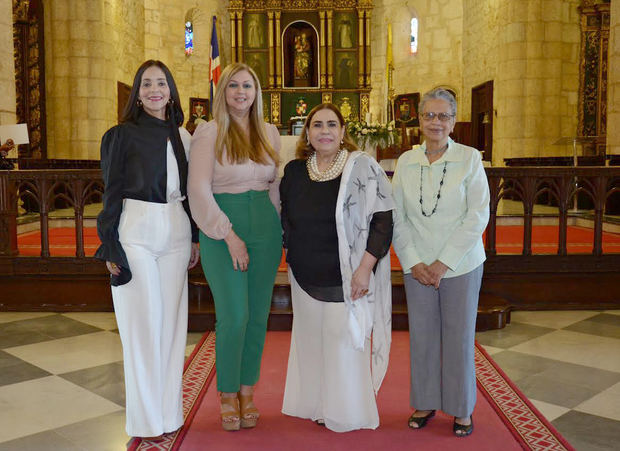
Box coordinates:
[229,0,373,128]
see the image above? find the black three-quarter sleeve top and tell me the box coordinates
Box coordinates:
[280,158,393,302]
[95,111,199,286]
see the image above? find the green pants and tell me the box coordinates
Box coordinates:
[199,190,282,392]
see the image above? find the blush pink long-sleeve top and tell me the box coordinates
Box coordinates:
[188,120,281,240]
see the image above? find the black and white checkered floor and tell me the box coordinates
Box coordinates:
[0,310,619,450]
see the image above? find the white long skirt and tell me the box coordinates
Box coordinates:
[282,270,379,432]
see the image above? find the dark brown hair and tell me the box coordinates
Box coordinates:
[295,103,358,159]
[120,60,184,126]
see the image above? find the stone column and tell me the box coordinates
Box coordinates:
[0,0,16,129]
[495,0,580,163]
[44,0,114,160]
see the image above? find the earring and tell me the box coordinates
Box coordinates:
[137,99,143,107]
[168,98,174,105]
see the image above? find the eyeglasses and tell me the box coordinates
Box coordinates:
[421,112,455,122]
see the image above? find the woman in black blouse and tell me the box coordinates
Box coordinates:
[95,60,199,440]
[280,103,394,432]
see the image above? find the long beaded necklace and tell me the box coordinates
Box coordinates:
[307,149,347,182]
[419,162,447,217]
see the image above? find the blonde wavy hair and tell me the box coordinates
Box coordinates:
[295,103,358,160]
[213,63,278,165]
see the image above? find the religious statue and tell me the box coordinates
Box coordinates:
[294,32,311,81]
[338,18,353,48]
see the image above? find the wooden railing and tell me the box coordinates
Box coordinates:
[0,169,103,257]
[485,166,620,256]
[1,167,619,258]
[0,167,619,313]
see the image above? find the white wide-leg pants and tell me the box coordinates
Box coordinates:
[282,271,379,432]
[112,198,191,437]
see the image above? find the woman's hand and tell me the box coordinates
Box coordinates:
[351,251,377,301]
[411,262,434,286]
[188,243,200,269]
[427,260,449,289]
[224,229,249,271]
[106,261,121,276]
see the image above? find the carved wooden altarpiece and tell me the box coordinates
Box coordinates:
[578,0,610,156]
[12,0,47,159]
[228,0,373,128]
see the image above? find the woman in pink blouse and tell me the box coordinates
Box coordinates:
[188,63,282,431]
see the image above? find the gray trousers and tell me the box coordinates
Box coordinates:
[404,264,483,418]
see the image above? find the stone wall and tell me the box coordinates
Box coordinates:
[4,0,602,161]
[493,0,580,163]
[42,0,228,159]
[144,0,230,116]
[461,0,498,125]
[0,0,16,135]
[370,0,463,123]
[608,0,620,156]
[370,0,580,165]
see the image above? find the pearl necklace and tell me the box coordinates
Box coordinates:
[307,149,347,182]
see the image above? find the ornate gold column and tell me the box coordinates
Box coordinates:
[271,92,281,126]
[364,9,372,88]
[228,1,243,63]
[579,0,610,155]
[357,11,364,88]
[236,11,244,63]
[360,93,370,119]
[267,11,274,88]
[319,10,326,88]
[230,15,238,63]
[327,10,333,88]
[275,11,282,88]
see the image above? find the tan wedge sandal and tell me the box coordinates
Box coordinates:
[238,392,260,428]
[220,393,241,431]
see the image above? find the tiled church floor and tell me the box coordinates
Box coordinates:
[0,311,619,450]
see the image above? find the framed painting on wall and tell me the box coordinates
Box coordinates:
[394,92,420,127]
[334,51,358,89]
[244,13,267,49]
[334,12,357,49]
[186,97,209,134]
[245,52,268,88]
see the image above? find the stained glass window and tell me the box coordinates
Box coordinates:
[410,18,418,54]
[185,21,194,56]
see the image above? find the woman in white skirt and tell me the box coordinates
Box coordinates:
[95,60,200,440]
[280,103,394,432]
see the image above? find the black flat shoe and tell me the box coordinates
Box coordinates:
[453,416,474,437]
[407,410,436,429]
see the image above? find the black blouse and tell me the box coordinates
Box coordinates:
[280,159,393,302]
[95,111,198,286]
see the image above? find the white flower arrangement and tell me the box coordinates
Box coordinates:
[347,120,398,150]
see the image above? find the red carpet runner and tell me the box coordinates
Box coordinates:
[129,331,573,451]
[15,225,620,259]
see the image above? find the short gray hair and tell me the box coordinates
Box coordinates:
[419,88,457,117]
